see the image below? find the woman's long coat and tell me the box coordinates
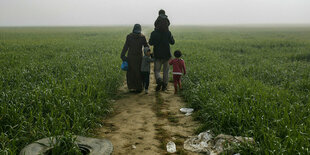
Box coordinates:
[121,33,149,91]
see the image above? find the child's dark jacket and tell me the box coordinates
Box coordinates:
[154,14,170,32]
[141,56,154,72]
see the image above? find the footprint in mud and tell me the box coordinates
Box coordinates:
[103,123,119,132]
[165,99,171,102]
[139,127,148,132]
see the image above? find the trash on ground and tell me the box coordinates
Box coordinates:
[180,108,194,116]
[185,112,192,116]
[180,108,194,113]
[184,131,254,154]
[166,141,177,153]
[184,130,213,153]
[132,145,136,149]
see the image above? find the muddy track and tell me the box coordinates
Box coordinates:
[97,66,200,155]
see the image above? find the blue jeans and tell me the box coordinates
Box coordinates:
[141,71,150,90]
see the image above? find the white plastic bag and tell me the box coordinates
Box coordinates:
[180,108,194,116]
[184,130,213,153]
[180,108,194,113]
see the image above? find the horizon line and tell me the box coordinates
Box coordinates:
[1,23,310,28]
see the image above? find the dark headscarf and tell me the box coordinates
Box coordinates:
[133,24,141,34]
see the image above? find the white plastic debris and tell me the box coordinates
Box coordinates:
[166,141,177,153]
[184,130,213,153]
[185,112,192,116]
[184,131,254,154]
[180,108,194,113]
[180,108,194,116]
[132,145,136,149]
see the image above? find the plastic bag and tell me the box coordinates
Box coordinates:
[180,108,194,116]
[184,130,213,153]
[180,108,194,113]
[121,61,128,71]
[184,130,254,154]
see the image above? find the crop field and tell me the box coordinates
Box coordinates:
[1,26,310,154]
[177,26,310,154]
[0,27,126,154]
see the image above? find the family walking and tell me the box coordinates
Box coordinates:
[120,9,186,94]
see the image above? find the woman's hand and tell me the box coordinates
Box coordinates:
[121,56,127,61]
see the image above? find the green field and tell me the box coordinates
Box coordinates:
[0,27,126,154]
[1,26,310,154]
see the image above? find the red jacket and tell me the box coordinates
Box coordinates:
[169,58,186,75]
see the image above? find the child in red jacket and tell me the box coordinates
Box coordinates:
[169,50,186,94]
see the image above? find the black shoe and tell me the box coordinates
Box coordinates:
[156,83,162,92]
[135,89,143,93]
[162,83,167,91]
[156,79,163,92]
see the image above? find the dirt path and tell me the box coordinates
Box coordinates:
[97,67,200,155]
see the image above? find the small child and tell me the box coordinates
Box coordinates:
[154,9,170,32]
[141,47,154,94]
[169,50,186,94]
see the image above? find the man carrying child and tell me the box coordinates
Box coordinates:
[149,9,175,91]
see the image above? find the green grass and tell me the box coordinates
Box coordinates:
[1,26,309,154]
[0,27,127,154]
[175,26,310,154]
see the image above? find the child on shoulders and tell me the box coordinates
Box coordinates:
[154,9,170,32]
[169,50,186,94]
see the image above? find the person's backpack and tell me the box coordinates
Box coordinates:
[121,61,128,71]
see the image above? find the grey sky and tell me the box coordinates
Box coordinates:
[0,0,309,26]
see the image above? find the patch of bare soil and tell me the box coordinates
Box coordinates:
[97,67,200,155]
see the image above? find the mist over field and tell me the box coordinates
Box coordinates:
[0,0,310,26]
[1,0,310,154]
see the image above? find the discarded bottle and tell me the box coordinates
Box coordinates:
[166,141,177,153]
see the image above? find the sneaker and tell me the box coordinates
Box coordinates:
[145,89,148,94]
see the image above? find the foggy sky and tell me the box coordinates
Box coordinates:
[0,0,309,26]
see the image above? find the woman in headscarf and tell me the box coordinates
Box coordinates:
[121,24,149,92]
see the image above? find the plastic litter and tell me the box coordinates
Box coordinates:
[185,112,192,116]
[184,130,213,153]
[184,131,254,154]
[166,141,177,153]
[132,145,136,149]
[180,108,194,116]
[180,108,194,113]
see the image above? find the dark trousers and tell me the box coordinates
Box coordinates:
[173,74,182,92]
[141,71,150,90]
